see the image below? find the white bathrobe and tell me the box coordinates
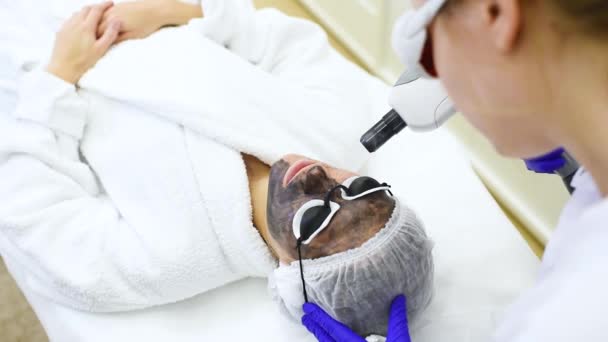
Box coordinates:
[0,0,388,318]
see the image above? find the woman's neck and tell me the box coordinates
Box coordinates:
[242,154,275,252]
[560,99,608,196]
[550,41,608,196]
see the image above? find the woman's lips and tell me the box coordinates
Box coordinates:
[283,159,317,186]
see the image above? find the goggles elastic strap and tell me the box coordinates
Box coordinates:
[296,239,309,303]
[382,183,394,197]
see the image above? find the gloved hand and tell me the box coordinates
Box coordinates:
[524,147,566,174]
[302,295,411,342]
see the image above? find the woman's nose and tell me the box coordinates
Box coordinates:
[302,166,333,194]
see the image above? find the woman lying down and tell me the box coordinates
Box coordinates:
[0,0,434,338]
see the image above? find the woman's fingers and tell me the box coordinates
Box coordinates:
[87,1,114,28]
[98,19,108,38]
[301,315,337,342]
[389,295,407,321]
[115,31,135,43]
[302,303,366,342]
[95,21,121,53]
[97,10,116,37]
[47,2,120,84]
[386,295,411,342]
[77,6,92,20]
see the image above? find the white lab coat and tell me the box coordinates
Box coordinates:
[495,169,608,341]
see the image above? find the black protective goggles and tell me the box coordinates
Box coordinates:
[292,176,392,245]
[293,176,392,302]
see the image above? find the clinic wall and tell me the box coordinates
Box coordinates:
[298,0,569,245]
[298,0,408,83]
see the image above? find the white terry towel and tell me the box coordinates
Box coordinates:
[0,0,390,315]
[78,0,389,168]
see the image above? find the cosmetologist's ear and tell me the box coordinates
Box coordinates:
[485,0,522,52]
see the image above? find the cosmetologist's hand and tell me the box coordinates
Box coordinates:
[302,295,412,342]
[47,1,122,84]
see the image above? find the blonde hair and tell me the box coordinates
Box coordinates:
[553,0,608,35]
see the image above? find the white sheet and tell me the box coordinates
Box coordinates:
[0,56,16,115]
[4,126,539,342]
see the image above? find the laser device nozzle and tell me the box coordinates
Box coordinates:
[360,73,456,153]
[360,109,407,153]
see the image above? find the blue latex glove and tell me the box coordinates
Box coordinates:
[524,148,566,174]
[302,295,411,342]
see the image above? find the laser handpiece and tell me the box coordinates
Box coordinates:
[361,71,456,153]
[362,72,580,194]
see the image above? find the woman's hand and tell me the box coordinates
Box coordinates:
[97,0,203,44]
[47,2,122,84]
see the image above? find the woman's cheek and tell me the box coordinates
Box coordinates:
[437,63,476,121]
